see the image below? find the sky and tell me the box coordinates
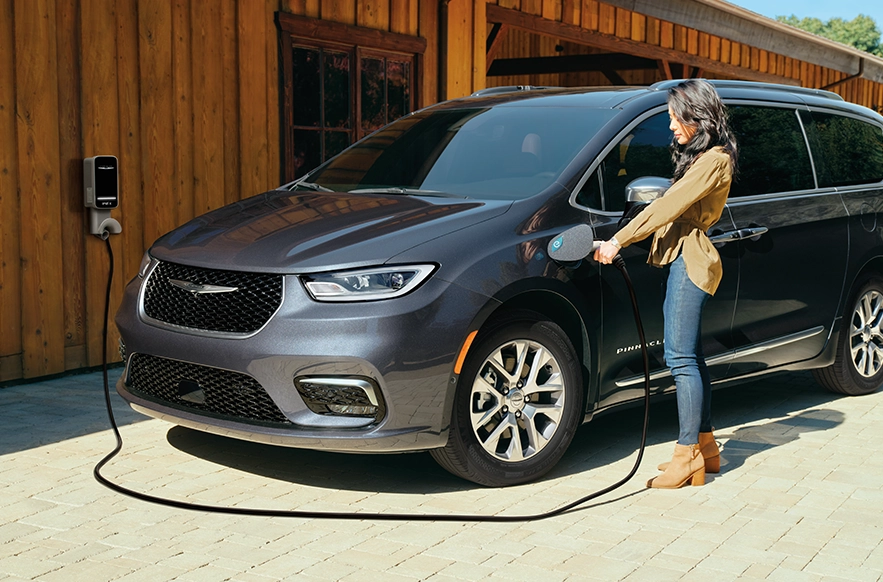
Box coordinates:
[728,0,883,28]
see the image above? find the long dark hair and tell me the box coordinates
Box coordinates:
[667,80,738,182]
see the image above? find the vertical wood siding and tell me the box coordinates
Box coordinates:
[0,0,23,380]
[14,0,66,378]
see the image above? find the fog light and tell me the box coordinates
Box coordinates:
[327,404,377,416]
[294,376,384,420]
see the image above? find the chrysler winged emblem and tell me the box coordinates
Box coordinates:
[168,279,239,295]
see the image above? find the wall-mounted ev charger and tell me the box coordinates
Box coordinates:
[84,155,122,239]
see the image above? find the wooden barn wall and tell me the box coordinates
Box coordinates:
[462,0,883,112]
[0,0,428,383]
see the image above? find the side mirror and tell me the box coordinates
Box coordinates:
[625,176,671,204]
[621,176,671,226]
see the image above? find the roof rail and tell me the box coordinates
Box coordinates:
[470,85,560,97]
[649,79,844,101]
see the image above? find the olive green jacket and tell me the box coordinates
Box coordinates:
[613,146,733,295]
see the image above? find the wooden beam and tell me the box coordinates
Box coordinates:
[486,22,508,73]
[487,53,657,76]
[486,22,503,53]
[657,59,673,80]
[486,4,800,85]
[276,11,427,55]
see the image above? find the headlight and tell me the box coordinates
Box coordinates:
[137,252,153,278]
[302,265,435,302]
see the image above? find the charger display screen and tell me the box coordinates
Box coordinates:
[94,156,118,208]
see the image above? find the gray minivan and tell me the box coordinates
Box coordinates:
[116,80,883,486]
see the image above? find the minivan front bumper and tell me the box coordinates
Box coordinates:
[115,271,491,452]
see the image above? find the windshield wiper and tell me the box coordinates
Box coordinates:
[348,187,464,198]
[294,181,335,192]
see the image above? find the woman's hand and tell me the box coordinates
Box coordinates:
[593,240,620,265]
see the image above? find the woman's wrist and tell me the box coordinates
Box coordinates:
[610,236,622,249]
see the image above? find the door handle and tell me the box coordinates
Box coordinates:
[708,230,741,245]
[738,226,768,241]
[708,226,769,245]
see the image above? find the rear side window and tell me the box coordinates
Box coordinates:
[799,110,883,187]
[727,105,815,197]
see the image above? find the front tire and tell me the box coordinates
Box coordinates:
[431,311,584,486]
[813,276,883,395]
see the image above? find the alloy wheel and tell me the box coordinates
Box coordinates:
[850,289,883,378]
[469,339,565,462]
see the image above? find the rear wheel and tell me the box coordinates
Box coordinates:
[431,311,584,486]
[813,276,883,395]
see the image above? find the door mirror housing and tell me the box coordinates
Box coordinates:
[621,176,671,226]
[625,176,671,204]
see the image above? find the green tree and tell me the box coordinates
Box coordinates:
[777,14,883,57]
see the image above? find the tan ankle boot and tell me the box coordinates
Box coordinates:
[647,443,705,489]
[658,431,720,473]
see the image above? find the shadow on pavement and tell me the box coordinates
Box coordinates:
[164,371,848,493]
[0,368,146,456]
[715,408,844,475]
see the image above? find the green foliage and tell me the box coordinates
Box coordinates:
[777,14,883,57]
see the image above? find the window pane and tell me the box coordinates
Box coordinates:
[325,131,350,160]
[387,60,410,122]
[600,112,673,212]
[324,50,351,129]
[728,106,814,196]
[309,106,617,199]
[576,170,602,209]
[293,47,320,127]
[801,110,883,187]
[293,129,321,179]
[361,57,386,133]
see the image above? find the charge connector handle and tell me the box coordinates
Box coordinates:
[590,241,624,269]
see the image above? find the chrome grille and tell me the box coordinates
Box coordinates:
[143,261,282,333]
[126,353,291,425]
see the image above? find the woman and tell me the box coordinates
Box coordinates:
[594,79,738,489]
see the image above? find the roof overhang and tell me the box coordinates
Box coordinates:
[603,0,883,84]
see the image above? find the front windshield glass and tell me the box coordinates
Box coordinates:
[303,106,617,199]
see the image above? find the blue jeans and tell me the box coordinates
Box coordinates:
[663,255,713,445]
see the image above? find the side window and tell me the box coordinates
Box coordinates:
[727,106,814,197]
[576,170,602,209]
[799,110,883,187]
[591,112,672,212]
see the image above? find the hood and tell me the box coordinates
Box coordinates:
[149,190,512,273]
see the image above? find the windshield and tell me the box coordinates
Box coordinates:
[302,106,617,200]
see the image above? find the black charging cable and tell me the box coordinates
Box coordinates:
[94,238,650,521]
